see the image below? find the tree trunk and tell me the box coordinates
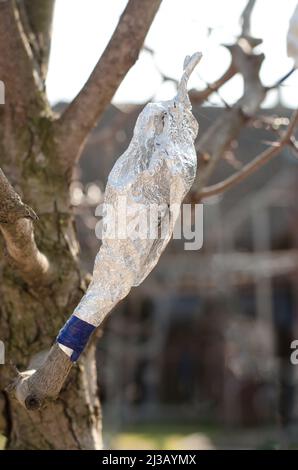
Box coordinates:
[0,0,162,448]
[0,111,102,449]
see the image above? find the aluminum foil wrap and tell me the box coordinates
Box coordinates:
[287,3,298,67]
[57,52,202,360]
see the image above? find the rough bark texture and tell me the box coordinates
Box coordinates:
[20,0,55,81]
[14,344,73,410]
[0,107,102,447]
[0,0,161,450]
[0,95,102,447]
[0,168,52,285]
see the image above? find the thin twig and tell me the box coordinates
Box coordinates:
[198,111,298,199]
[240,0,256,37]
[267,67,296,90]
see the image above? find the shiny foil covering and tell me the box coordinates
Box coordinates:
[287,3,298,67]
[57,52,202,358]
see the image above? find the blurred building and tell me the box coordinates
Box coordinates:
[68,103,298,433]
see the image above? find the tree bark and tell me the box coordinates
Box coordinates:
[0,1,101,448]
[0,109,102,448]
[0,0,162,449]
[56,0,162,171]
[19,0,55,82]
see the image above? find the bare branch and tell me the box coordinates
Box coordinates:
[0,168,52,285]
[198,111,298,199]
[146,43,235,107]
[180,1,256,109]
[267,66,296,91]
[193,41,266,194]
[55,0,162,170]
[189,62,236,106]
[240,0,256,37]
[0,0,44,113]
[18,0,55,82]
[13,344,72,410]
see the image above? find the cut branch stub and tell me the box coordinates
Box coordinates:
[13,344,73,410]
[0,168,52,285]
[0,169,38,224]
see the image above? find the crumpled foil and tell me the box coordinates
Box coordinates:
[287,3,298,67]
[57,52,201,358]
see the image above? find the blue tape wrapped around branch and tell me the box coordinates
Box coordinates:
[57,316,95,361]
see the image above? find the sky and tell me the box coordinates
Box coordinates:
[46,0,298,108]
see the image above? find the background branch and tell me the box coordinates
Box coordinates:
[198,111,298,199]
[193,38,266,193]
[240,0,256,37]
[189,62,236,106]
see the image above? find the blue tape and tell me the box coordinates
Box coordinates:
[56,315,96,362]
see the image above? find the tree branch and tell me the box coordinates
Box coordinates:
[189,62,236,106]
[55,0,162,170]
[193,40,266,194]
[267,66,296,91]
[198,111,298,199]
[18,0,55,82]
[12,343,72,410]
[187,0,256,108]
[240,0,256,37]
[0,0,44,114]
[190,0,261,194]
[0,168,52,285]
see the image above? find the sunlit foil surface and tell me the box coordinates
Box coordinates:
[287,3,298,67]
[58,53,202,355]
